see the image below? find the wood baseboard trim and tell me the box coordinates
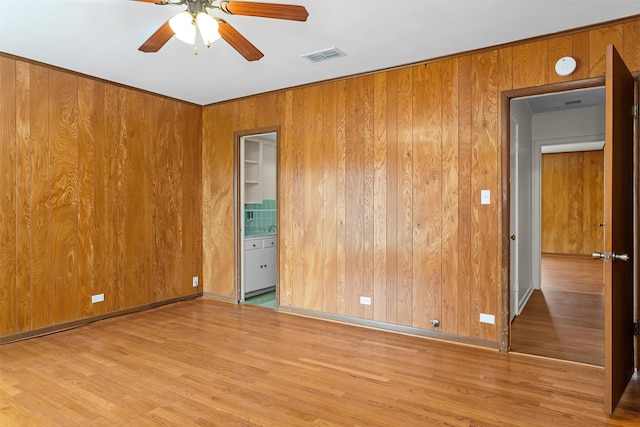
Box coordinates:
[0,293,201,345]
[278,306,501,350]
[202,292,237,303]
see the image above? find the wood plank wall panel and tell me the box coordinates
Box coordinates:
[335,81,347,316]
[541,151,604,255]
[470,51,500,341]
[362,75,375,321]
[48,70,79,325]
[0,58,201,338]
[181,103,202,298]
[303,85,323,312]
[512,40,548,89]
[150,96,185,302]
[15,61,32,331]
[77,77,99,319]
[201,103,235,298]
[198,18,639,345]
[104,85,126,314]
[322,83,338,315]
[571,32,591,81]
[588,25,623,77]
[123,91,148,308]
[541,154,562,252]
[395,67,414,328]
[279,91,294,307]
[583,151,605,253]
[372,74,387,322]
[548,36,573,85]
[0,57,17,335]
[29,64,50,329]
[456,56,473,338]
[622,20,640,72]
[89,80,108,318]
[383,69,400,325]
[412,62,443,331]
[290,90,306,309]
[440,58,460,335]
[344,78,365,319]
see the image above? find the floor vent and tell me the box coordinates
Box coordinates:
[301,47,347,63]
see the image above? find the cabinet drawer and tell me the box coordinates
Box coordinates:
[263,238,276,248]
[245,239,262,250]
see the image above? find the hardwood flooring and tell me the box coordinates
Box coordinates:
[1,297,639,426]
[510,254,604,365]
[540,254,604,294]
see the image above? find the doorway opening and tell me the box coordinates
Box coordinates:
[507,86,606,365]
[236,129,279,309]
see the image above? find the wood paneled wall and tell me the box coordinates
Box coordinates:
[0,58,202,338]
[202,18,640,344]
[541,151,604,255]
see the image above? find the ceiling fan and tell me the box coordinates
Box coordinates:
[136,0,309,60]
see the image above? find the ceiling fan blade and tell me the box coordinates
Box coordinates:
[138,20,174,53]
[216,19,264,61]
[131,0,169,3]
[220,1,309,21]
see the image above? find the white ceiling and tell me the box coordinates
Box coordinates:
[1,1,639,106]
[522,86,605,114]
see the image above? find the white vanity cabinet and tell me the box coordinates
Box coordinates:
[244,237,277,294]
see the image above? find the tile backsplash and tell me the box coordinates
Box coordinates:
[245,199,276,235]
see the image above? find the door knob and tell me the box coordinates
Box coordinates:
[510,234,516,241]
[613,252,630,262]
[592,251,629,262]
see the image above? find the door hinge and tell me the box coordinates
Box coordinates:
[634,322,639,337]
[634,104,639,118]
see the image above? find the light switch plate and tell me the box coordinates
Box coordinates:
[481,190,490,205]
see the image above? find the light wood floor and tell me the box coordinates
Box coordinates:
[1,298,639,426]
[510,254,604,366]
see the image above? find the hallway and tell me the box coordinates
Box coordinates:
[510,254,604,365]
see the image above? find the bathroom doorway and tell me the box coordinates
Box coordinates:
[236,128,279,309]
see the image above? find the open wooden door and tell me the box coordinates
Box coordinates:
[600,44,636,414]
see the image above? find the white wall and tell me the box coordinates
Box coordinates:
[533,105,605,141]
[262,143,277,200]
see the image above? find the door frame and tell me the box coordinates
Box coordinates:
[501,77,606,349]
[509,115,519,323]
[531,133,605,291]
[233,125,281,304]
[502,70,640,413]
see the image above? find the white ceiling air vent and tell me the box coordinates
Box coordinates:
[301,47,347,63]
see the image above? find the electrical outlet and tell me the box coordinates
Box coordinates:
[480,313,495,324]
[91,293,104,304]
[360,296,371,305]
[192,276,199,288]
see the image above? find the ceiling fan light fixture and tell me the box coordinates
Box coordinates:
[196,12,220,47]
[169,11,196,45]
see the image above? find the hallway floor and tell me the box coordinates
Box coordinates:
[510,254,604,365]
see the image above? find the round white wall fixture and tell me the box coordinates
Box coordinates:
[555,56,577,76]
